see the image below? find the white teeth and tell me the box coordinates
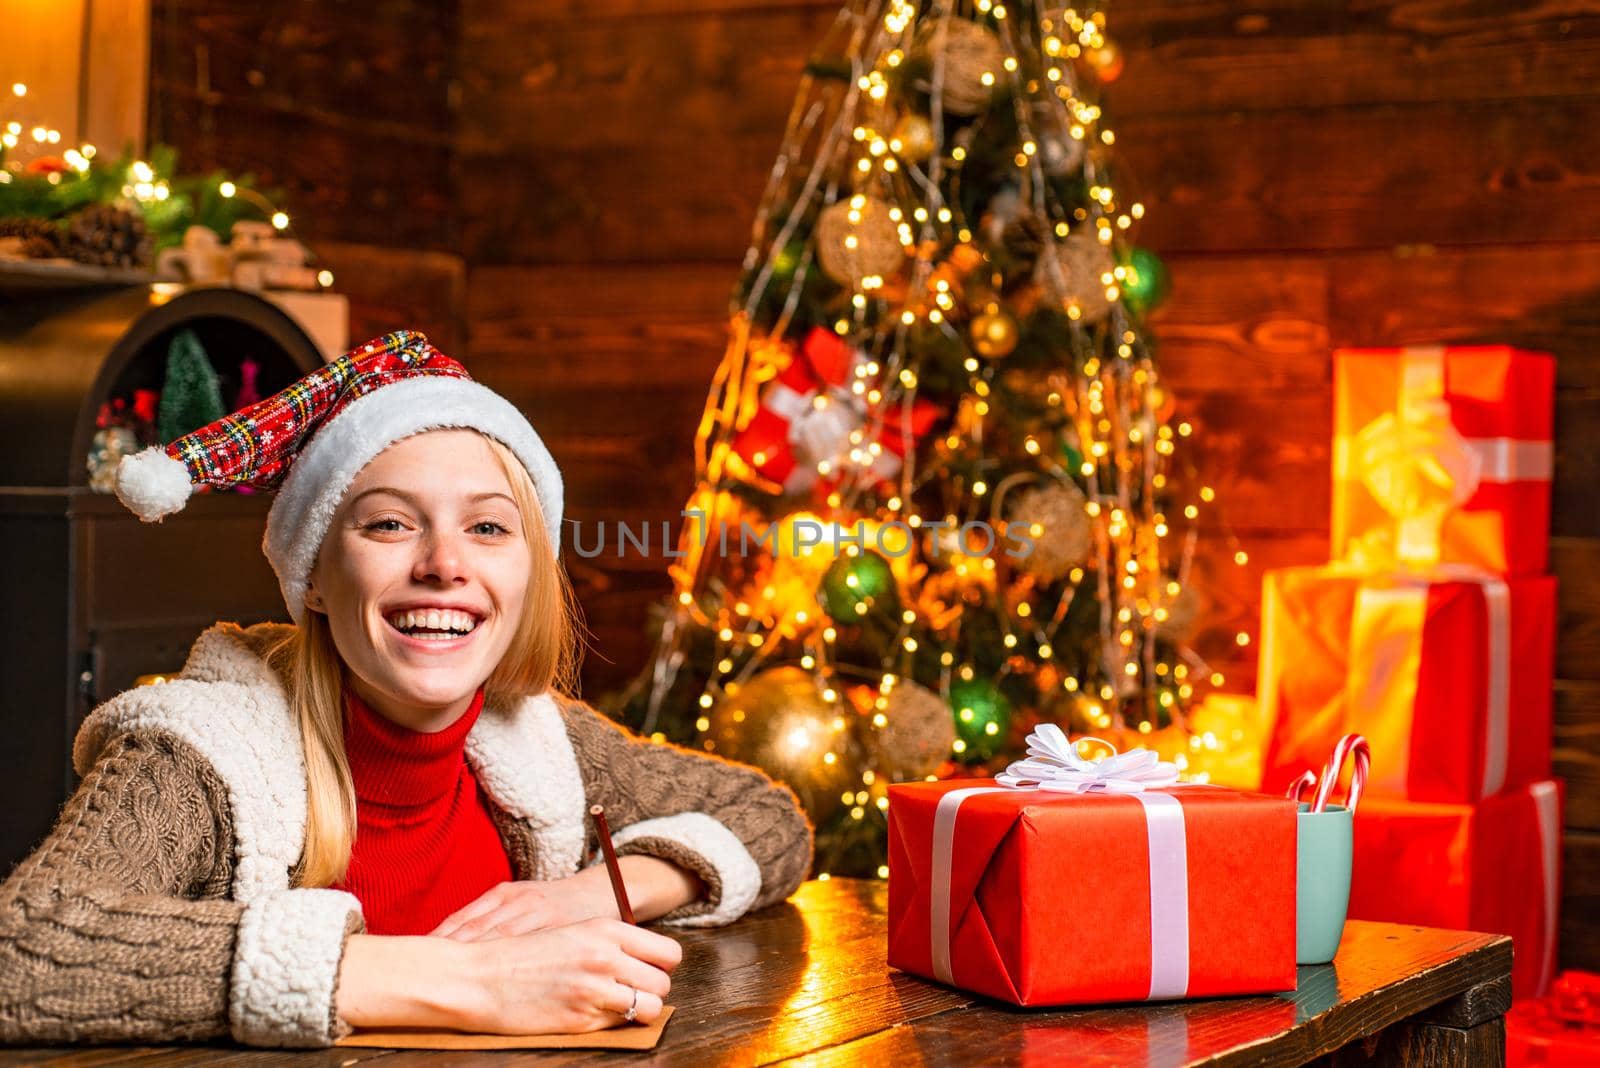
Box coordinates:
[386,608,480,636]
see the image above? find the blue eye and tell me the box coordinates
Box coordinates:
[365,518,406,532]
[473,521,511,536]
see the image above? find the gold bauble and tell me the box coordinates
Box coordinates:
[1036,233,1117,323]
[708,667,857,825]
[969,309,1019,359]
[1009,480,1094,582]
[815,196,905,288]
[892,112,937,165]
[872,681,957,781]
[914,19,1006,117]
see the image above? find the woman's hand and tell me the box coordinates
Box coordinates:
[463,918,680,1033]
[430,869,612,940]
[430,856,706,941]
[336,919,682,1034]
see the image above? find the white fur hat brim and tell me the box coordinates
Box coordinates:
[264,376,563,623]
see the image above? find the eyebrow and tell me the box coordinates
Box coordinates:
[349,487,518,508]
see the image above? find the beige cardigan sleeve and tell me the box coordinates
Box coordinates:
[0,728,366,1050]
[0,731,246,1044]
[558,698,813,927]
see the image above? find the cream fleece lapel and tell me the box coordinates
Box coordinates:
[72,623,588,898]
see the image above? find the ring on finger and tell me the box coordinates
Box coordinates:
[623,983,638,1023]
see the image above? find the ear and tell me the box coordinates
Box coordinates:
[303,579,326,613]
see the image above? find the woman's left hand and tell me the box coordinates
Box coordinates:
[430,867,617,941]
[430,855,705,941]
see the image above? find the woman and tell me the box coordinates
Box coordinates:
[0,331,811,1047]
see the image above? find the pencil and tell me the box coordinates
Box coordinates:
[589,804,636,925]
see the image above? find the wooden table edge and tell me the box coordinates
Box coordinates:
[795,924,1513,1068]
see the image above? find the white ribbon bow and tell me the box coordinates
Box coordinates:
[996,724,1181,793]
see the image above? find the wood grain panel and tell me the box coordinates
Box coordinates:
[150,0,457,250]
[1327,242,1600,389]
[457,2,1600,263]
[1563,830,1600,971]
[317,241,467,355]
[1112,1,1600,115]
[1556,681,1600,833]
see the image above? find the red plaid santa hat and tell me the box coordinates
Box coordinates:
[114,330,563,623]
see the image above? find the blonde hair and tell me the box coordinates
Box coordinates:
[270,435,577,887]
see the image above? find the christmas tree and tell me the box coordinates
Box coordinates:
[617,0,1231,875]
[158,329,227,444]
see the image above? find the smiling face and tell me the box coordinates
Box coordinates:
[304,429,534,731]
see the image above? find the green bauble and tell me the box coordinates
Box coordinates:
[771,238,807,285]
[949,676,1012,763]
[1120,246,1171,313]
[820,549,898,622]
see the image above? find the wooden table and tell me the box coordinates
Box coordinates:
[12,878,1512,1066]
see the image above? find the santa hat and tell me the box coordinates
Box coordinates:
[115,330,563,623]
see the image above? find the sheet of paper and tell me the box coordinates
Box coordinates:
[335,1005,674,1051]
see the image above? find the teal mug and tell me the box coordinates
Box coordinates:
[1296,802,1353,965]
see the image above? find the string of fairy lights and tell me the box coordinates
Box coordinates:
[629,3,1264,874]
[1,81,328,283]
[637,2,1258,801]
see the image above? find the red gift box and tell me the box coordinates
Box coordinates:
[1333,345,1553,577]
[1349,780,1562,1000]
[1259,565,1555,803]
[1508,971,1600,1066]
[887,780,1297,1006]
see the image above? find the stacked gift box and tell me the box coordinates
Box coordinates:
[1257,344,1561,1000]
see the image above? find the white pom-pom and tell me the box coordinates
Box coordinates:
[114,447,195,521]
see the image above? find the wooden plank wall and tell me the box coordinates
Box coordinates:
[147,0,465,351]
[458,1,1600,968]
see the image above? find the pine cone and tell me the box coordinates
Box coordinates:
[0,216,65,259]
[64,204,152,269]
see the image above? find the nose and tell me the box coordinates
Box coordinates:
[414,528,470,586]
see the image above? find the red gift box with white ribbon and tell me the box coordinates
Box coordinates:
[1258,565,1556,804]
[1333,345,1554,577]
[886,771,1297,1006]
[1349,779,1563,1000]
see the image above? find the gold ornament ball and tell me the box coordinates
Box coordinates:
[815,196,906,288]
[707,667,857,824]
[914,18,1007,117]
[969,308,1019,359]
[872,681,957,781]
[893,112,937,165]
[1009,480,1094,582]
[1036,233,1118,323]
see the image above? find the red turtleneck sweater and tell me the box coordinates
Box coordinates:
[333,687,513,935]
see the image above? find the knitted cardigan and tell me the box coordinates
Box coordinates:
[0,622,812,1048]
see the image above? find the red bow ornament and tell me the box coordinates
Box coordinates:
[733,327,941,495]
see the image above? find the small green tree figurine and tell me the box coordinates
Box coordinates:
[157,329,226,444]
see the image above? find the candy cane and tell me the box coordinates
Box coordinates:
[1311,733,1371,815]
[1285,769,1318,805]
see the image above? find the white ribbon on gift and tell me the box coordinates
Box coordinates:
[996,724,1183,793]
[1331,345,1553,569]
[1531,780,1561,998]
[1348,565,1511,798]
[929,732,1192,999]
